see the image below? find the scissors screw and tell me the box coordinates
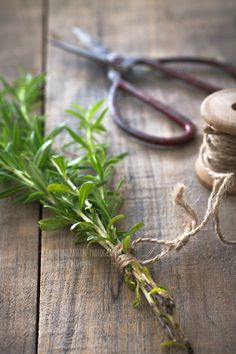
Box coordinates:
[107,52,122,63]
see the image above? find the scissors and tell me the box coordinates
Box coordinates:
[50,28,236,146]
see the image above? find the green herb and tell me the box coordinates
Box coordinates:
[0,73,193,353]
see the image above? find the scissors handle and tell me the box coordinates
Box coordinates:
[108,57,236,146]
[143,57,236,93]
[108,70,196,146]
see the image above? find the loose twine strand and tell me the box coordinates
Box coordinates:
[111,125,236,271]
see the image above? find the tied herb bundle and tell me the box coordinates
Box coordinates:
[0,73,193,353]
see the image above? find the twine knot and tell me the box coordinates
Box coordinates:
[111,244,136,271]
[174,236,191,251]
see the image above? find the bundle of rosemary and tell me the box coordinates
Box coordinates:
[0,73,193,353]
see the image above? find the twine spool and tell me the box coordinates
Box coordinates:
[195,89,236,194]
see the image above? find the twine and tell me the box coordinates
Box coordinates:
[112,125,236,269]
[202,125,236,175]
[111,243,137,271]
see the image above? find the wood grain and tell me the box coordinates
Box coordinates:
[37,0,236,353]
[0,0,43,353]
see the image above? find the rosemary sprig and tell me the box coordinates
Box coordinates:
[0,73,193,353]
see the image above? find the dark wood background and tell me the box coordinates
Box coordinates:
[0,0,236,353]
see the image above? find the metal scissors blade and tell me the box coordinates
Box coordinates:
[50,29,131,72]
[72,27,111,55]
[50,32,112,66]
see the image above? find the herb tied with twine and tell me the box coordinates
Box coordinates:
[0,73,202,353]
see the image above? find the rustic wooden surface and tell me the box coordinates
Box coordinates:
[0,0,43,353]
[1,0,236,353]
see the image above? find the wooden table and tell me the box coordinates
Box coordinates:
[0,1,236,353]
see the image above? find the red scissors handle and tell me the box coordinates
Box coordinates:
[146,57,236,92]
[108,57,236,146]
[108,70,196,146]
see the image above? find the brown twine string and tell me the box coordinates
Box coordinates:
[111,125,236,270]
[111,243,137,271]
[202,125,236,175]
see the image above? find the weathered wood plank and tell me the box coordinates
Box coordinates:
[39,0,236,353]
[0,1,43,353]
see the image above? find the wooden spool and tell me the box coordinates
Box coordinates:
[195,88,236,195]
